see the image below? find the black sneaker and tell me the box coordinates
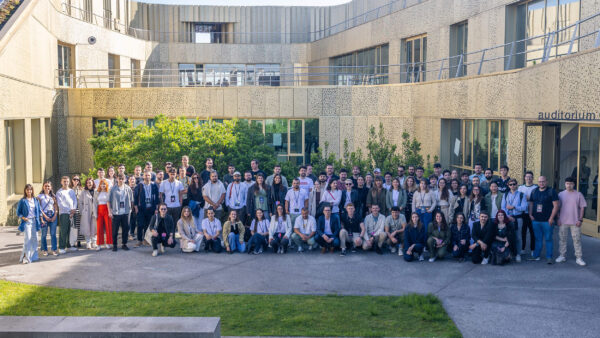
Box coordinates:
[112,247,118,252]
[375,246,383,255]
[122,245,130,251]
[340,248,347,256]
[351,246,357,253]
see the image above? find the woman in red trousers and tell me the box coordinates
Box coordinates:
[93,179,113,250]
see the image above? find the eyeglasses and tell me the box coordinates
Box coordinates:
[508,183,516,186]
[73,178,80,181]
[345,183,352,186]
[159,208,167,211]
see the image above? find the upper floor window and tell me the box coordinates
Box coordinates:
[329,44,389,85]
[57,43,73,87]
[402,34,427,83]
[449,21,468,78]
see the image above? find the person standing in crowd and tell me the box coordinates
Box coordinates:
[385,206,406,255]
[485,181,503,223]
[269,174,287,213]
[108,174,133,252]
[501,178,528,262]
[127,176,138,241]
[71,175,84,248]
[396,165,406,187]
[315,205,340,253]
[351,166,362,187]
[407,165,416,178]
[556,176,587,266]
[177,206,202,253]
[403,212,426,262]
[106,166,116,187]
[386,178,406,216]
[496,166,511,194]
[134,171,160,248]
[340,179,360,219]
[491,210,515,265]
[117,164,127,179]
[367,177,387,216]
[225,172,248,225]
[155,171,164,186]
[187,173,205,229]
[362,205,386,254]
[469,163,486,182]
[356,176,369,217]
[412,180,436,234]
[528,176,559,264]
[365,173,374,189]
[306,164,318,183]
[18,184,42,264]
[297,166,313,195]
[479,168,494,192]
[450,169,459,181]
[203,170,226,221]
[38,181,58,256]
[427,211,450,262]
[266,164,288,189]
[94,179,112,250]
[202,207,223,253]
[181,155,195,177]
[177,166,191,207]
[415,167,425,185]
[339,203,364,256]
[285,178,308,226]
[460,172,472,193]
[471,176,488,196]
[144,162,157,182]
[436,178,453,224]
[133,165,143,184]
[222,210,246,254]
[78,178,96,249]
[269,204,292,254]
[149,203,176,257]
[467,186,486,235]
[160,169,184,225]
[519,171,538,255]
[200,158,216,185]
[242,171,255,190]
[428,175,438,192]
[450,213,470,262]
[94,168,109,189]
[373,168,382,181]
[223,164,236,187]
[321,180,342,219]
[292,207,317,252]
[470,211,493,265]
[450,178,460,196]
[325,164,339,186]
[247,208,269,254]
[250,159,266,181]
[164,162,173,176]
[308,179,322,218]
[56,176,77,254]
[246,173,271,221]
[336,169,349,191]
[404,176,417,222]
[452,184,469,218]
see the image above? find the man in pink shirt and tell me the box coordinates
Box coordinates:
[556,176,587,266]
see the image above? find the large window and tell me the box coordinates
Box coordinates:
[108,54,120,88]
[57,43,73,87]
[449,21,468,78]
[505,0,580,69]
[178,64,280,87]
[194,23,225,43]
[402,34,427,83]
[329,44,389,85]
[441,119,508,174]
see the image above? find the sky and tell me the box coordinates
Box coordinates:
[138,0,351,6]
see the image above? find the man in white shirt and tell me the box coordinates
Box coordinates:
[160,169,184,225]
[56,176,78,254]
[291,207,316,252]
[285,178,308,226]
[225,171,248,225]
[362,205,386,254]
[94,168,111,189]
[297,166,313,195]
[203,170,226,221]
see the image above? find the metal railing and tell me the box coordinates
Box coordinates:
[58,0,424,43]
[56,9,600,89]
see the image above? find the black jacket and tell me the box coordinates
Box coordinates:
[339,189,361,217]
[450,223,471,247]
[404,225,426,248]
[269,184,287,213]
[316,215,341,238]
[148,214,176,237]
[133,182,160,211]
[471,220,494,245]
[341,212,362,233]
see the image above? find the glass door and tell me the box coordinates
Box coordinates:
[577,126,600,222]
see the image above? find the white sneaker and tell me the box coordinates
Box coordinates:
[152,250,158,257]
[86,242,92,250]
[390,247,397,253]
[68,247,77,252]
[159,244,165,254]
[516,254,522,263]
[297,246,304,253]
[576,258,586,266]
[481,257,489,265]
[58,249,66,254]
[398,249,403,256]
[95,246,101,251]
[308,245,313,251]
[428,257,436,263]
[103,244,110,249]
[418,254,424,261]
[555,256,566,263]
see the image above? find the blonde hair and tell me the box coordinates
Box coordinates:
[180,206,193,224]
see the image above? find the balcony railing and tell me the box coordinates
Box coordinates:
[56,9,600,89]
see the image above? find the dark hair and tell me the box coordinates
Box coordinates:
[438,178,449,201]
[327,180,337,190]
[118,163,126,168]
[398,165,405,170]
[500,165,509,171]
[158,202,168,210]
[40,180,55,197]
[319,171,327,177]
[565,176,576,184]
[273,174,286,191]
[97,168,105,172]
[474,163,483,168]
[276,204,286,216]
[228,164,235,168]
[495,210,508,225]
[416,166,424,171]
[432,210,448,231]
[251,159,259,165]
[489,181,498,187]
[339,168,348,174]
[254,208,265,221]
[525,171,534,177]
[453,212,465,225]
[23,184,34,198]
[390,206,401,212]
[484,168,493,174]
[443,169,451,175]
[189,173,203,194]
[299,166,307,171]
[408,212,423,230]
[459,184,469,196]
[434,163,442,168]
[84,177,96,191]
[169,168,177,174]
[274,164,281,169]
[145,161,152,166]
[461,172,469,177]
[469,186,482,202]
[384,171,392,177]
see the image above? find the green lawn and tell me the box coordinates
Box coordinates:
[0,280,461,337]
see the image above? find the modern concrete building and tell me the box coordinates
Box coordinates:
[1,0,600,238]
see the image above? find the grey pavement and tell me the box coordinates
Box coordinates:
[1,226,600,338]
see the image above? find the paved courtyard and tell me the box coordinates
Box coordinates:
[1,226,599,338]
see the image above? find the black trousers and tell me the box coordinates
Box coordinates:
[167,207,181,226]
[471,244,491,264]
[452,243,469,259]
[522,215,536,251]
[137,208,155,242]
[112,214,129,246]
[129,211,137,236]
[151,236,177,250]
[204,238,222,253]
[271,233,289,252]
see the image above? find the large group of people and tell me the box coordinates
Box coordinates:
[17,158,587,267]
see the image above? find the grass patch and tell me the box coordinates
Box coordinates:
[0,280,461,337]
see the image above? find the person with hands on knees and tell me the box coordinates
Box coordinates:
[292,207,317,252]
[427,210,450,262]
[403,212,426,262]
[362,204,387,254]
[450,213,470,262]
[149,203,176,257]
[269,204,292,254]
[222,210,246,254]
[202,207,223,253]
[470,211,494,265]
[315,205,340,253]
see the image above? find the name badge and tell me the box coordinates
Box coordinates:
[294,208,299,213]
[259,197,265,204]
[145,198,151,204]
[235,202,240,207]
[171,195,176,203]
[536,204,543,213]
[119,201,125,209]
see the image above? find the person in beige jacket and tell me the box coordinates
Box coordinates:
[177,206,203,252]
[78,178,97,249]
[222,210,246,253]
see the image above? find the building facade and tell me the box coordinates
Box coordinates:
[1,0,600,237]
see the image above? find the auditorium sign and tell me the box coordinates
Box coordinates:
[538,110,599,121]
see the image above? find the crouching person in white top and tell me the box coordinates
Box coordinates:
[178,206,203,253]
[149,203,177,256]
[269,204,292,254]
[202,207,223,253]
[362,205,387,254]
[291,207,316,252]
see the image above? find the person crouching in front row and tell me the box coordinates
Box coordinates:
[315,206,340,253]
[149,203,177,257]
[178,206,203,253]
[202,207,223,253]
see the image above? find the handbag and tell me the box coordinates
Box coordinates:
[69,216,78,247]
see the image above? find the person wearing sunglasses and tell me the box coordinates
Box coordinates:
[501,178,528,263]
[340,179,361,219]
[149,203,176,256]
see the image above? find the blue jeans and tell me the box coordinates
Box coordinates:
[41,219,58,251]
[417,209,432,234]
[248,233,267,253]
[227,233,246,253]
[532,220,553,259]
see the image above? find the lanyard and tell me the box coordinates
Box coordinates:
[144,183,152,199]
[207,220,216,234]
[168,180,176,196]
[420,192,426,207]
[293,190,301,207]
